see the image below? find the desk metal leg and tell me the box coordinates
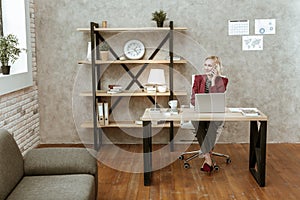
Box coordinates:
[249,121,267,187]
[143,121,152,186]
[170,121,174,151]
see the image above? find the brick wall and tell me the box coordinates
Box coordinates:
[0,0,40,155]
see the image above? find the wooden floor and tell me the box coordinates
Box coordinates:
[95,143,300,200]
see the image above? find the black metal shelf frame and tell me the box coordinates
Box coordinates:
[90,21,176,150]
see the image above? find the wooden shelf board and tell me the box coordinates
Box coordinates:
[81,121,181,128]
[78,60,187,65]
[80,90,187,97]
[77,27,187,32]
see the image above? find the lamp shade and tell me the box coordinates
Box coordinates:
[147,69,166,85]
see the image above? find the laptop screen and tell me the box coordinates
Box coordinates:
[194,93,226,113]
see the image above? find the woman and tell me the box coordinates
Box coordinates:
[191,56,228,172]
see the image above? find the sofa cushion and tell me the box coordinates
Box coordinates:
[24,147,97,176]
[0,129,24,200]
[6,174,95,200]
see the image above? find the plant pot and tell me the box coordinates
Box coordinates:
[156,21,164,27]
[1,66,11,75]
[100,51,109,61]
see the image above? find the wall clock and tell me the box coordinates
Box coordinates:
[123,39,145,60]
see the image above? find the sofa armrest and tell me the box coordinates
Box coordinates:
[24,147,97,176]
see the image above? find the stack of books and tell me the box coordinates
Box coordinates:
[107,85,122,94]
[229,107,260,117]
[241,108,260,117]
[149,108,179,115]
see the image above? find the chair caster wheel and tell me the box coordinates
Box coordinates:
[179,155,184,160]
[214,165,219,171]
[226,158,231,164]
[184,163,190,169]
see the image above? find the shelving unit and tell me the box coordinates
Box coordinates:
[79,90,187,97]
[78,60,187,65]
[78,21,187,150]
[77,27,187,32]
[81,121,181,128]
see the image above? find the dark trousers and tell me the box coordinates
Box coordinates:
[192,121,224,153]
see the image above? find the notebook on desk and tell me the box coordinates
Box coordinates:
[194,93,226,113]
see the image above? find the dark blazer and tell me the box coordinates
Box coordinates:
[191,75,228,106]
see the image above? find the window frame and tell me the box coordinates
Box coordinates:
[0,0,33,96]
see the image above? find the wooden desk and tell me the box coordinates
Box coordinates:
[140,108,268,187]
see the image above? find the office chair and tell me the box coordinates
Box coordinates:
[178,124,231,170]
[178,75,231,171]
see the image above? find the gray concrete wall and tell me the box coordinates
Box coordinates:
[35,0,300,144]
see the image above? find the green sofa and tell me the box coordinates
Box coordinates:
[0,129,98,200]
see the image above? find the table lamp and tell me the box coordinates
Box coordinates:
[147,69,166,112]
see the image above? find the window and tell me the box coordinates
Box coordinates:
[0,0,3,36]
[0,0,33,95]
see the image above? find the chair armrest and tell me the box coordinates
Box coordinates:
[24,147,97,176]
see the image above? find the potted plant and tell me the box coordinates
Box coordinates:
[0,34,24,75]
[151,9,168,27]
[99,41,110,61]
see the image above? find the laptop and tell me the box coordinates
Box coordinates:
[194,93,226,113]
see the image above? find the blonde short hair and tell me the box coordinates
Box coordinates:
[205,56,223,75]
